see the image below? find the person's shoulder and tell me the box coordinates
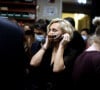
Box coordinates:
[0,17,24,34]
[76,51,100,65]
[89,51,100,62]
[0,17,13,26]
[0,17,19,28]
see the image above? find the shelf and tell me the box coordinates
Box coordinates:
[0,12,36,19]
[0,1,36,6]
[0,0,37,25]
[0,9,36,13]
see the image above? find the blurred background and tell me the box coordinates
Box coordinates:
[0,0,99,33]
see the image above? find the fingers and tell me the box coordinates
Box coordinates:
[62,33,71,42]
[59,33,71,47]
[54,35,62,40]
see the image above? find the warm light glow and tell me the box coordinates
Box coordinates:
[74,13,86,30]
[74,13,85,20]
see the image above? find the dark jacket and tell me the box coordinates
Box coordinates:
[0,17,25,90]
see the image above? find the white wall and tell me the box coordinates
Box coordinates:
[36,0,62,20]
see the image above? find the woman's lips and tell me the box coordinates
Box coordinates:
[48,35,56,39]
[48,35,62,40]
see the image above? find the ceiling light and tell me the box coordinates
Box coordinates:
[77,0,87,4]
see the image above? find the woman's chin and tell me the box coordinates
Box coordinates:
[49,38,60,43]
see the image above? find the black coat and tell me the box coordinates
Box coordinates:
[0,17,25,90]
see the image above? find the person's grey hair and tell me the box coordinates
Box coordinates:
[92,16,100,43]
[92,16,100,26]
[47,18,75,39]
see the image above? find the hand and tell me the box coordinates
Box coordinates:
[42,36,50,49]
[60,33,71,47]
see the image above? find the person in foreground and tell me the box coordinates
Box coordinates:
[30,18,74,90]
[0,17,25,90]
[72,16,100,89]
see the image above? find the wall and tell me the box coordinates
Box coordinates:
[78,15,90,31]
[62,13,90,30]
[62,13,74,19]
[36,0,62,20]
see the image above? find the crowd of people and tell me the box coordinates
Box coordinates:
[0,16,100,90]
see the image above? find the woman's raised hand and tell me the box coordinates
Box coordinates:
[60,33,71,47]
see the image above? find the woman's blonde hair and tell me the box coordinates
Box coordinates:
[47,18,75,39]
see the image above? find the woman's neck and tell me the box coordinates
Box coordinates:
[53,42,59,49]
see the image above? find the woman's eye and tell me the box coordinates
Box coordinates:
[53,29,57,32]
[49,28,58,32]
[50,29,58,32]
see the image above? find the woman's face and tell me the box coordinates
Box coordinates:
[48,23,63,42]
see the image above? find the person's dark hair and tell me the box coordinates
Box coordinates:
[80,28,90,34]
[64,17,75,27]
[33,19,50,32]
[25,30,33,35]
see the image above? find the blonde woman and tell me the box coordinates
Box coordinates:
[30,18,74,90]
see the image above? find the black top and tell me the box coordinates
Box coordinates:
[64,31,86,74]
[30,40,75,90]
[68,31,86,54]
[72,51,100,89]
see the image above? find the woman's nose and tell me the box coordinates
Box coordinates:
[48,30,54,35]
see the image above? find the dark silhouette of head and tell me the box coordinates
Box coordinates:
[64,17,75,27]
[33,19,50,33]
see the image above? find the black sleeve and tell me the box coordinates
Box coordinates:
[63,31,86,71]
[64,48,78,72]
